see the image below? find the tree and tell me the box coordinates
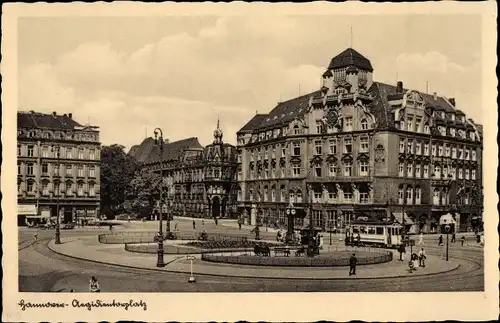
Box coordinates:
[126,168,163,218]
[100,144,138,217]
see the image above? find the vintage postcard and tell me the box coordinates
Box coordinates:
[2,2,498,322]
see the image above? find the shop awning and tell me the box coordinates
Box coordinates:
[392,212,414,225]
[439,213,456,225]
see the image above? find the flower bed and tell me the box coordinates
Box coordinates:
[184,240,278,250]
[98,232,250,244]
[201,250,393,267]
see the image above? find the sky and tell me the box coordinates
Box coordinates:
[18,15,483,150]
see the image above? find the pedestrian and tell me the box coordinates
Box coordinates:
[238,222,242,230]
[174,222,178,232]
[34,230,39,241]
[215,217,218,226]
[418,247,426,267]
[109,223,113,231]
[202,219,205,227]
[127,215,131,223]
[418,232,424,245]
[349,253,357,276]
[397,244,406,261]
[89,276,100,292]
[451,233,456,243]
[460,235,466,246]
[193,220,196,230]
[438,235,443,246]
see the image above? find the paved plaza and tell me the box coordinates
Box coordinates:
[19,217,484,292]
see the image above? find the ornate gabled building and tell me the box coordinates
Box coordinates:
[129,120,239,219]
[17,111,101,226]
[236,48,483,233]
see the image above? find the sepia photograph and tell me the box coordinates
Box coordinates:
[2,2,498,322]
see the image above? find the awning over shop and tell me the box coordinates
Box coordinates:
[18,204,37,216]
[439,213,456,225]
[392,212,414,225]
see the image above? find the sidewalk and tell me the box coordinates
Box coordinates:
[48,235,460,280]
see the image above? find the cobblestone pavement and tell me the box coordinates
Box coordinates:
[18,225,484,292]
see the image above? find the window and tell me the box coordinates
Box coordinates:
[452,146,457,158]
[292,164,301,177]
[359,192,369,204]
[66,164,72,176]
[53,164,59,176]
[27,182,34,193]
[280,188,285,201]
[424,143,429,156]
[17,161,22,175]
[445,145,451,157]
[89,183,96,197]
[293,125,300,135]
[77,165,84,177]
[344,138,352,153]
[41,146,49,158]
[416,141,422,155]
[458,168,463,179]
[438,145,443,156]
[314,191,323,202]
[263,187,268,202]
[398,163,404,177]
[280,167,285,178]
[281,146,286,157]
[407,140,413,154]
[465,169,469,180]
[415,186,421,205]
[42,182,49,196]
[27,163,34,175]
[415,163,421,178]
[361,119,368,130]
[293,142,300,156]
[66,148,73,159]
[359,161,369,176]
[271,168,276,178]
[434,166,441,178]
[316,121,324,134]
[433,189,440,205]
[315,164,322,177]
[415,118,422,132]
[406,116,413,131]
[472,150,477,161]
[343,191,352,202]
[360,137,369,152]
[88,149,95,160]
[77,183,84,196]
[407,163,413,178]
[289,191,295,203]
[438,126,446,136]
[406,186,413,205]
[344,117,353,131]
[432,144,437,156]
[451,167,456,180]
[27,145,34,157]
[344,161,352,177]
[443,166,448,178]
[465,148,470,160]
[450,128,455,137]
[423,165,429,178]
[42,163,48,175]
[328,163,337,177]
[54,182,61,196]
[398,186,404,204]
[17,145,22,156]
[458,148,463,159]
[424,123,430,134]
[328,139,337,154]
[328,191,337,201]
[399,139,405,153]
[471,169,476,180]
[66,182,73,195]
[314,140,322,155]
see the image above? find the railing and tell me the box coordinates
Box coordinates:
[98,231,258,244]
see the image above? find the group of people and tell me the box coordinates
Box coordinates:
[345,232,361,247]
[397,244,427,267]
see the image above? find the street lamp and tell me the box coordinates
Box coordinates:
[285,202,296,244]
[444,223,451,261]
[52,146,61,245]
[154,127,165,267]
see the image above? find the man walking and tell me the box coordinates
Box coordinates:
[460,235,466,246]
[418,247,426,267]
[349,253,357,276]
[438,235,444,246]
[192,220,196,230]
[398,243,406,261]
[451,232,456,243]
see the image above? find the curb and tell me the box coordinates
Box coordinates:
[18,238,37,251]
[46,239,461,281]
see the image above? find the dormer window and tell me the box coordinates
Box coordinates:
[293,125,300,135]
[424,123,430,134]
[451,114,455,121]
[361,119,368,130]
[344,117,353,132]
[450,128,456,137]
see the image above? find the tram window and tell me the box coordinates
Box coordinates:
[391,228,395,235]
[360,226,367,234]
[352,226,359,233]
[395,228,399,235]
[376,227,384,235]
[368,227,376,234]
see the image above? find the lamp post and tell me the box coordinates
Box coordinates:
[285,202,296,244]
[444,223,451,261]
[154,127,165,267]
[52,147,61,245]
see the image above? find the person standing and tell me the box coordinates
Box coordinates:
[438,235,444,246]
[460,235,466,246]
[238,222,242,230]
[418,247,426,267]
[418,232,424,245]
[398,244,406,261]
[451,232,456,243]
[89,276,100,292]
[356,233,361,247]
[192,220,196,230]
[349,253,357,276]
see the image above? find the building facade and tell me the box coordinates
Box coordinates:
[129,121,239,219]
[236,48,483,233]
[17,111,101,226]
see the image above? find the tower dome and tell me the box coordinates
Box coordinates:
[328,48,373,72]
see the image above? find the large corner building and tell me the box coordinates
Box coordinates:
[236,48,483,234]
[17,111,101,226]
[129,121,239,219]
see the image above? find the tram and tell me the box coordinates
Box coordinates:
[347,220,403,248]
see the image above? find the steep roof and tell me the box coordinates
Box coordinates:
[328,48,373,72]
[18,111,82,130]
[237,114,268,133]
[131,137,203,164]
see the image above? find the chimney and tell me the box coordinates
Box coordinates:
[448,98,456,106]
[396,81,403,93]
[68,113,73,119]
[52,111,57,117]
[433,92,437,101]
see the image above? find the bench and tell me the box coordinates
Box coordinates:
[274,247,291,257]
